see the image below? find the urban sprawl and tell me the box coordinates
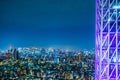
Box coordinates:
[0,48,95,80]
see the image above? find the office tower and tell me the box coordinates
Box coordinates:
[13,49,19,60]
[96,0,120,79]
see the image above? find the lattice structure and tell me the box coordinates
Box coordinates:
[96,0,120,80]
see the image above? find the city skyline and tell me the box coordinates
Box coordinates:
[0,0,95,50]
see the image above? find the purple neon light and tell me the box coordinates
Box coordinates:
[96,0,120,80]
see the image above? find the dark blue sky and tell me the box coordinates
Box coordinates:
[0,0,95,50]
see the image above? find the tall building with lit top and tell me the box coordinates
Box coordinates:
[96,0,120,80]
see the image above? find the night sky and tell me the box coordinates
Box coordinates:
[0,0,95,50]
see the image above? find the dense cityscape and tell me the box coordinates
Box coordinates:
[0,47,95,80]
[0,0,95,79]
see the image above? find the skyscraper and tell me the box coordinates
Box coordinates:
[96,0,120,79]
[13,49,19,60]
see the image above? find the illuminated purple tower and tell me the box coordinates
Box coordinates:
[96,0,120,80]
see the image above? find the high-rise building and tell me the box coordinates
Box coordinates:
[13,49,19,60]
[96,0,120,79]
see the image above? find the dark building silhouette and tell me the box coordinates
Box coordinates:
[0,55,6,61]
[13,49,19,60]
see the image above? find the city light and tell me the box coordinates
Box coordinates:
[108,18,111,22]
[113,5,120,9]
[0,47,95,79]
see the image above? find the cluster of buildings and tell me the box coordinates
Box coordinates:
[0,47,95,79]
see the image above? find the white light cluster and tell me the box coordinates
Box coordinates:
[113,5,120,9]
